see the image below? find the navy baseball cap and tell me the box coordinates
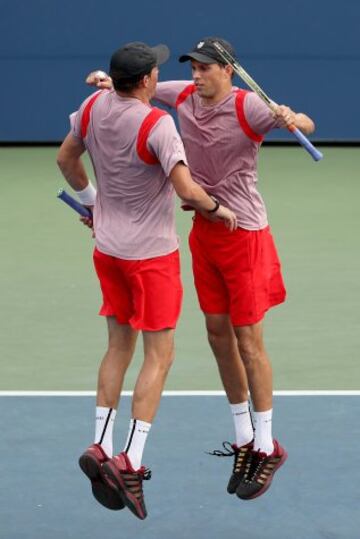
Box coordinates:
[110,42,170,80]
[179,37,235,64]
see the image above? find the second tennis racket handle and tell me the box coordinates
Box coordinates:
[57,189,93,219]
[288,126,323,162]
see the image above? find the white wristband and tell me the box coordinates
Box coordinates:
[76,182,97,206]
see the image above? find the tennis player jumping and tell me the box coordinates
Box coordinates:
[87,36,315,501]
[57,41,236,519]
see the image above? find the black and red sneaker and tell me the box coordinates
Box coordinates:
[236,439,288,500]
[227,441,254,494]
[78,444,125,510]
[207,441,254,494]
[102,452,151,520]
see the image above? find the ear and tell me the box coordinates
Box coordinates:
[224,64,233,79]
[141,74,151,88]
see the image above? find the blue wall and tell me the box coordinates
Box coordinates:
[0,0,359,141]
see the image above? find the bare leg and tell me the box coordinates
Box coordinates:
[233,322,287,496]
[97,316,138,408]
[101,329,174,520]
[234,321,272,412]
[131,329,175,422]
[205,314,249,403]
[79,317,139,510]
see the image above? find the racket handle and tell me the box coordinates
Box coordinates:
[57,189,93,219]
[288,125,323,161]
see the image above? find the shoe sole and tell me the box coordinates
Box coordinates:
[79,453,125,510]
[102,461,147,520]
[237,450,288,500]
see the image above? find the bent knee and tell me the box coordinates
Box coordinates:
[147,349,175,372]
[206,314,233,339]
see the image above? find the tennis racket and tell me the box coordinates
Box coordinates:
[57,189,92,219]
[213,41,323,162]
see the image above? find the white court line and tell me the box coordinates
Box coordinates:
[0,390,359,397]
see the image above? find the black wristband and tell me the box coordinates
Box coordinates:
[207,196,220,213]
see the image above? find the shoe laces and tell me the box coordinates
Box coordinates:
[121,467,152,501]
[206,441,235,457]
[139,467,152,481]
[207,442,251,475]
[246,450,270,482]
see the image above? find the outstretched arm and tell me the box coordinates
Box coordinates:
[85,72,192,109]
[169,163,237,231]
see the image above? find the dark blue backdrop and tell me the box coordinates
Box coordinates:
[0,0,359,141]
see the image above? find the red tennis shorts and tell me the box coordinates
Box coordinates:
[189,214,286,326]
[93,248,183,331]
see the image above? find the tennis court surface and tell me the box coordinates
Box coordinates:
[0,393,358,539]
[1,146,359,538]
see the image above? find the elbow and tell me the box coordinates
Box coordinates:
[56,147,67,172]
[56,154,63,171]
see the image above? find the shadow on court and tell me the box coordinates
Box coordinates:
[0,396,358,539]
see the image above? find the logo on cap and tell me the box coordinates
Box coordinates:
[197,41,205,49]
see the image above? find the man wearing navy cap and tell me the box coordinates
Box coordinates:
[58,40,236,519]
[86,36,315,502]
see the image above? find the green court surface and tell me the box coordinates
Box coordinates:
[1,146,359,390]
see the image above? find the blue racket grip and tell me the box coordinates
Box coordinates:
[57,189,92,219]
[289,126,323,161]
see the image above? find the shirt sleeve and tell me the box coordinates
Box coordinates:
[154,81,193,108]
[69,91,103,140]
[70,111,82,139]
[147,114,188,177]
[244,92,281,134]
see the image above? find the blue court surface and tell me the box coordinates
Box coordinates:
[1,395,358,539]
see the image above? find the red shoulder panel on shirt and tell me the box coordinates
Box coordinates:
[137,108,168,164]
[80,91,103,139]
[175,84,196,109]
[235,90,264,143]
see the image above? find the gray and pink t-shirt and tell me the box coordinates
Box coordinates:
[71,90,187,259]
[155,81,280,230]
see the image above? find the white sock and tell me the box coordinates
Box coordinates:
[253,409,274,455]
[230,401,254,447]
[95,406,116,457]
[123,418,151,470]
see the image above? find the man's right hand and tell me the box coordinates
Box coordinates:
[80,207,95,237]
[85,71,113,90]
